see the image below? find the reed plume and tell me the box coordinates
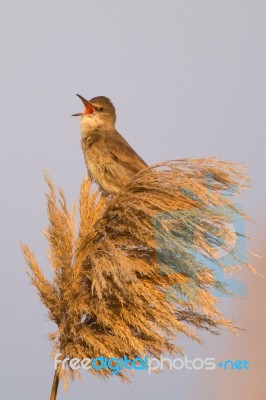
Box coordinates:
[22,158,252,398]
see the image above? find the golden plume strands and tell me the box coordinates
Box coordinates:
[22,158,252,397]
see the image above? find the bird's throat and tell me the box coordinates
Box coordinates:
[80,116,100,136]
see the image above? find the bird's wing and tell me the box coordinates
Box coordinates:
[102,130,148,176]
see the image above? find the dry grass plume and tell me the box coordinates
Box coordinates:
[22,158,252,393]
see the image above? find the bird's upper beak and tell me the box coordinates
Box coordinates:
[72,94,95,116]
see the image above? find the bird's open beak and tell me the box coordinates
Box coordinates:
[72,94,95,116]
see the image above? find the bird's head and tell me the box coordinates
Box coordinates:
[72,94,116,132]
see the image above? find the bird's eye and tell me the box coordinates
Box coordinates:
[98,107,104,112]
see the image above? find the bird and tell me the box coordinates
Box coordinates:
[72,95,148,195]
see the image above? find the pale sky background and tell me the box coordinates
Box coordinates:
[0,1,266,399]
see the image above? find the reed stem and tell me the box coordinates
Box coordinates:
[50,369,59,400]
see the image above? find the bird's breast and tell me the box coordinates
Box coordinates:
[81,135,104,180]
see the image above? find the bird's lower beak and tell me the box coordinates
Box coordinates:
[72,94,95,116]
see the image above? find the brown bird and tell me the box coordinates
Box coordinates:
[72,95,147,194]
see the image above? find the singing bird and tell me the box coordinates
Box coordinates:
[72,95,147,194]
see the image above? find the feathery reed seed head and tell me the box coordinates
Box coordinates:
[22,158,251,388]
